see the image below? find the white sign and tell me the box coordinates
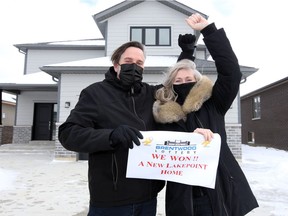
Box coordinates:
[127,131,221,189]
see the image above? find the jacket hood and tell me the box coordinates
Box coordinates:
[153,76,213,124]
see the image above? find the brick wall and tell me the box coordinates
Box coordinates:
[1,126,13,144]
[0,126,2,145]
[241,79,288,151]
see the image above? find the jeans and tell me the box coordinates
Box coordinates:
[87,198,157,216]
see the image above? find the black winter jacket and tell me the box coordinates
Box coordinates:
[153,24,258,216]
[58,68,165,207]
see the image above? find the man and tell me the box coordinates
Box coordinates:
[58,35,193,215]
[59,41,162,216]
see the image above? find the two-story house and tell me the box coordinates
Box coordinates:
[241,76,288,151]
[0,0,257,160]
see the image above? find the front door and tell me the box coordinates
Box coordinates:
[32,103,54,140]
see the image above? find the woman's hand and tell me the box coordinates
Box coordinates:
[186,13,209,31]
[193,128,214,142]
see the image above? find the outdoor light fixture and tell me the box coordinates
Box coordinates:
[64,102,70,108]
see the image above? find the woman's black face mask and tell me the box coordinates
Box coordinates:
[173,82,196,105]
[119,63,143,89]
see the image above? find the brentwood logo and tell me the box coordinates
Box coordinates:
[155,139,197,154]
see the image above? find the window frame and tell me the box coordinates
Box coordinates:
[252,95,261,120]
[130,26,171,46]
[248,131,255,144]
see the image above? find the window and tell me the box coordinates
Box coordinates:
[130,27,171,46]
[248,131,255,143]
[252,96,261,119]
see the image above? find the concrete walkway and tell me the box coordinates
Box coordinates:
[0,143,265,216]
[0,143,165,216]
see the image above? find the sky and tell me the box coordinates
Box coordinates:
[1,144,287,215]
[0,0,287,96]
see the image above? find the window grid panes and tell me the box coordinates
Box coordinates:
[130,27,171,46]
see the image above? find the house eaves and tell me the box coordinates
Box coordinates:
[93,0,207,38]
[14,39,105,53]
[40,55,257,80]
[0,83,58,95]
[241,76,288,99]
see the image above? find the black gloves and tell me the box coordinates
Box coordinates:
[110,125,143,149]
[178,34,196,52]
[177,34,196,62]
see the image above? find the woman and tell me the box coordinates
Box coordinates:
[153,14,258,216]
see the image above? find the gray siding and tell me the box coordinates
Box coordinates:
[106,1,195,56]
[26,49,104,74]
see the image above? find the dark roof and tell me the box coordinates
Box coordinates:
[93,0,207,38]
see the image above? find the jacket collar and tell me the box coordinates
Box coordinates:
[153,76,213,124]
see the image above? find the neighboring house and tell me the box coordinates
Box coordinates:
[0,94,16,144]
[0,0,258,160]
[241,76,288,151]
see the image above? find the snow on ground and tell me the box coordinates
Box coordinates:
[241,145,288,216]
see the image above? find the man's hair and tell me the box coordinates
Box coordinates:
[111,41,145,65]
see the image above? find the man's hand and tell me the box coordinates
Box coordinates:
[110,125,143,149]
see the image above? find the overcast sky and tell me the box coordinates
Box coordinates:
[0,0,287,95]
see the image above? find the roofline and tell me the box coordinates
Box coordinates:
[241,76,288,99]
[14,39,105,53]
[40,58,257,80]
[93,0,208,37]
[0,83,58,94]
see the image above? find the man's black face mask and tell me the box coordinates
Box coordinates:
[119,63,143,89]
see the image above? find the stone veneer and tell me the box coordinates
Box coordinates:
[226,123,242,161]
[54,123,77,161]
[12,126,32,144]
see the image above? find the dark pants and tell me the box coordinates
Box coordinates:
[87,198,157,216]
[193,195,213,216]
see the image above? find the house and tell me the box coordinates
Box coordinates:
[0,93,16,144]
[241,76,288,151]
[0,0,258,160]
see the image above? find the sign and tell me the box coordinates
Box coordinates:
[126,131,221,189]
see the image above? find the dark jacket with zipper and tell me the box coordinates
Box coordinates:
[58,68,165,207]
[153,24,258,216]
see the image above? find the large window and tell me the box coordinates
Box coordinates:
[252,95,261,119]
[130,27,171,46]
